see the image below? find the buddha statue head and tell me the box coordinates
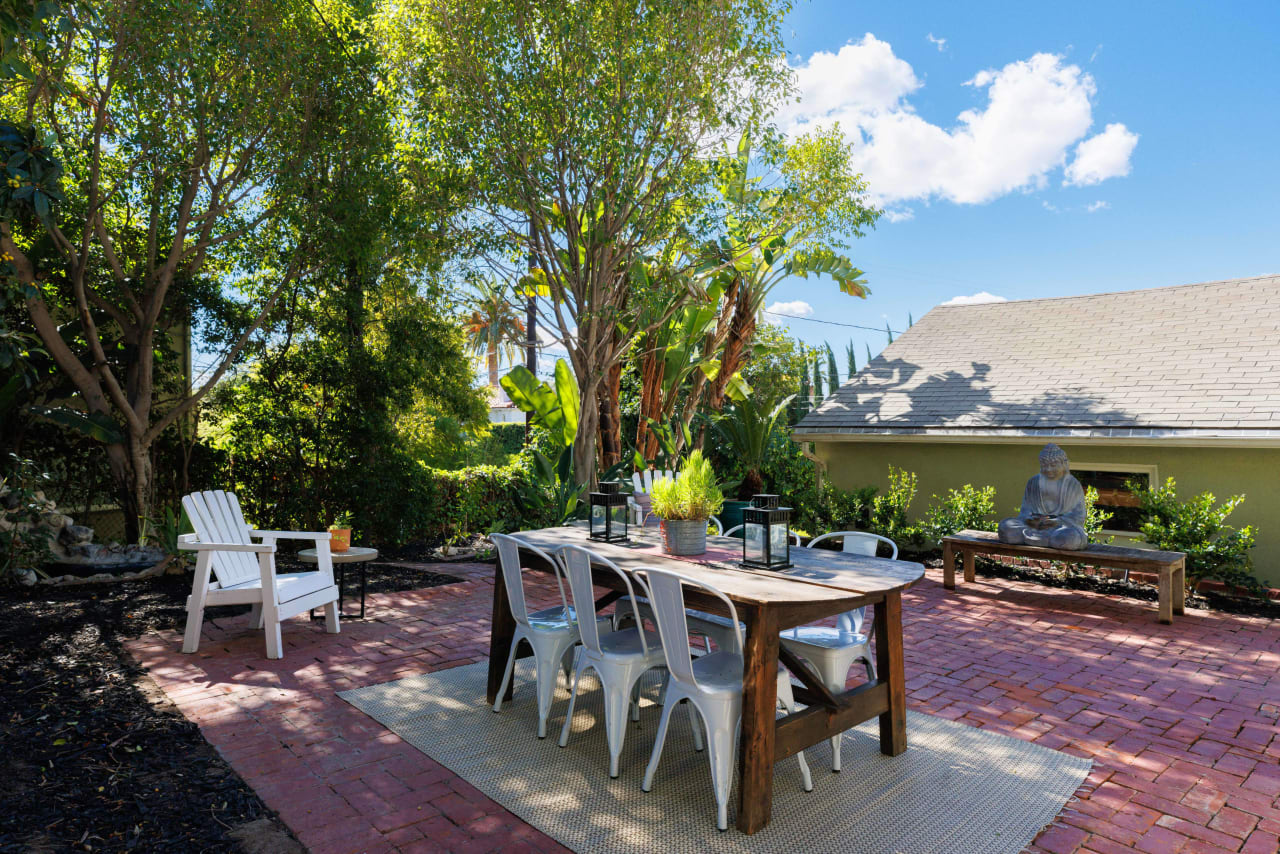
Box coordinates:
[1038,444,1070,480]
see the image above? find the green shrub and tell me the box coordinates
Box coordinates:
[795,480,876,536]
[650,450,724,521]
[1132,477,1262,596]
[922,484,996,543]
[868,467,927,549]
[1083,486,1113,542]
[1,454,54,577]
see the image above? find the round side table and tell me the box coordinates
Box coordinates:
[300,546,378,619]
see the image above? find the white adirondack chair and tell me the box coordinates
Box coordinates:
[179,490,341,659]
[628,468,677,526]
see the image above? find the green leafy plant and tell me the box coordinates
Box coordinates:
[923,484,997,543]
[1083,486,1113,543]
[141,504,193,568]
[330,510,354,529]
[0,453,53,578]
[502,358,586,523]
[1132,478,1262,596]
[650,450,724,522]
[710,394,795,498]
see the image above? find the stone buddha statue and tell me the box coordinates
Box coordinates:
[997,444,1088,550]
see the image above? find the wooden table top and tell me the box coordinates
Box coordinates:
[514,525,924,607]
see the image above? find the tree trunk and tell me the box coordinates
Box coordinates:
[636,334,664,461]
[708,287,756,412]
[597,358,622,469]
[487,343,499,389]
[573,380,600,487]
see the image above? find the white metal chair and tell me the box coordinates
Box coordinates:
[179,490,340,660]
[555,545,678,777]
[780,531,896,771]
[635,566,812,831]
[489,533,611,738]
[721,523,802,546]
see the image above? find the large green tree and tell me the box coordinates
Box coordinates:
[0,0,378,538]
[383,0,795,480]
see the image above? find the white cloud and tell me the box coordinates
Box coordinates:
[1064,123,1139,186]
[883,207,915,223]
[782,37,1137,208]
[941,291,1008,306]
[763,300,814,318]
[1086,200,1110,212]
[926,33,947,52]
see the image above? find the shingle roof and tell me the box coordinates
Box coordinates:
[794,275,1280,441]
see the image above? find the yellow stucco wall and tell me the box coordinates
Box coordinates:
[812,440,1280,587]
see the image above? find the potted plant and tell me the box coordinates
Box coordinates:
[650,450,724,556]
[329,511,353,552]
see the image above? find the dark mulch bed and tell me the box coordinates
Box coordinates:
[0,562,461,853]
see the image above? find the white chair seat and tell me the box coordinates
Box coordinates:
[528,605,614,637]
[781,625,869,650]
[274,571,338,604]
[688,650,746,696]
[597,628,665,661]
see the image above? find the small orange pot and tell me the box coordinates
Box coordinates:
[329,527,352,552]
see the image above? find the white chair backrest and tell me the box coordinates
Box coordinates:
[807,530,899,560]
[491,533,570,629]
[708,516,723,535]
[633,567,741,690]
[634,469,676,496]
[722,524,801,546]
[557,545,647,657]
[183,490,258,588]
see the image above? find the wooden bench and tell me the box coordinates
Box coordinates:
[941,529,1187,624]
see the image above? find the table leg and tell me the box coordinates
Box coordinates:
[942,543,955,589]
[487,562,517,704]
[875,591,907,756]
[357,562,366,619]
[962,550,975,584]
[737,605,779,835]
[1158,567,1173,624]
[1173,561,1185,616]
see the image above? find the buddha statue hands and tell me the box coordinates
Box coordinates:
[997,444,1088,551]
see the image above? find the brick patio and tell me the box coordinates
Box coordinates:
[124,564,1280,854]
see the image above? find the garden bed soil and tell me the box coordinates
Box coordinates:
[0,561,461,853]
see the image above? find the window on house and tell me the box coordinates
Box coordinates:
[1070,465,1155,533]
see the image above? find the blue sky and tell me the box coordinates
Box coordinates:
[766,0,1280,372]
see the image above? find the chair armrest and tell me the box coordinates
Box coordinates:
[250,530,333,541]
[178,535,276,554]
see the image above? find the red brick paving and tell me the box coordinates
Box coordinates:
[124,563,1280,854]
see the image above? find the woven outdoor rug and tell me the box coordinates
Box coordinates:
[339,661,1090,854]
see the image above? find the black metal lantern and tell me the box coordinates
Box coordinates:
[740,494,792,569]
[588,481,629,543]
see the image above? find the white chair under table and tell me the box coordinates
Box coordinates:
[489,533,611,738]
[179,490,341,660]
[555,544,677,778]
[635,566,813,831]
[780,530,895,771]
[628,468,676,526]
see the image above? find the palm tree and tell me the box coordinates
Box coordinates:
[463,280,525,389]
[711,394,796,498]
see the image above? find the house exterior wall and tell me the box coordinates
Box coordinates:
[812,439,1280,587]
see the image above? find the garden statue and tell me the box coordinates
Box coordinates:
[997,444,1088,550]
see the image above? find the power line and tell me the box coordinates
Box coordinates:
[762,310,903,336]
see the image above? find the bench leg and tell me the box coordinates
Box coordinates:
[942,544,956,590]
[1173,561,1186,616]
[1158,567,1173,624]
[963,550,975,584]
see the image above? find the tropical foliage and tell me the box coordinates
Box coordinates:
[650,451,724,522]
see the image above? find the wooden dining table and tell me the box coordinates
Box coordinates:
[485,524,925,835]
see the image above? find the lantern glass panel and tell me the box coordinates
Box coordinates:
[744,521,766,563]
[769,521,789,558]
